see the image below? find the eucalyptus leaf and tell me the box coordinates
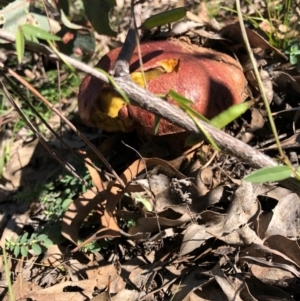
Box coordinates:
[21,24,61,41]
[60,9,83,30]
[83,0,117,37]
[0,0,29,44]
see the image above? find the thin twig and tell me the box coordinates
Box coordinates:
[0,29,300,193]
[236,0,284,159]
[0,58,125,188]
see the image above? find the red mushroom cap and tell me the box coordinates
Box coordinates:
[78,39,247,135]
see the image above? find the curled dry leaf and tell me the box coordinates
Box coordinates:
[78,39,247,135]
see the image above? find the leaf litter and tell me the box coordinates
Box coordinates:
[2,0,300,301]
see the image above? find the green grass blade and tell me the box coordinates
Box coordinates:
[244,165,292,183]
[95,68,131,104]
[169,89,209,122]
[187,110,219,150]
[169,89,194,106]
[3,247,15,301]
[15,28,25,64]
[141,7,186,30]
[210,102,251,129]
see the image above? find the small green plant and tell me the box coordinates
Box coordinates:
[125,217,137,228]
[284,40,300,65]
[78,238,109,254]
[222,0,296,50]
[10,167,92,256]
[5,232,53,257]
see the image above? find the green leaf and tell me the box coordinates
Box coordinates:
[169,89,209,122]
[187,110,219,150]
[43,238,53,248]
[209,102,251,129]
[83,0,117,37]
[62,198,72,210]
[21,24,61,41]
[0,0,30,44]
[37,234,47,242]
[22,30,39,43]
[16,28,25,64]
[19,232,29,244]
[169,89,218,149]
[31,243,42,255]
[9,242,15,252]
[21,245,28,257]
[142,7,186,30]
[169,89,193,106]
[60,9,83,30]
[244,165,293,183]
[13,245,20,257]
[96,67,130,104]
[133,193,153,211]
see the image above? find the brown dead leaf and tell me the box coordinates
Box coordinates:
[265,193,300,238]
[20,282,95,301]
[19,264,118,301]
[196,167,213,196]
[2,138,55,189]
[245,274,295,301]
[170,267,209,301]
[62,188,107,245]
[0,211,30,248]
[180,182,261,255]
[222,182,260,233]
[189,281,228,301]
[271,71,300,95]
[111,289,140,301]
[212,263,245,301]
[249,108,265,131]
[86,263,123,294]
[41,244,68,267]
[219,23,287,59]
[84,156,106,191]
[129,210,192,235]
[264,236,300,268]
[248,263,294,284]
[3,273,42,301]
[180,223,214,256]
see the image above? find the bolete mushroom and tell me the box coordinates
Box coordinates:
[78,39,247,135]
